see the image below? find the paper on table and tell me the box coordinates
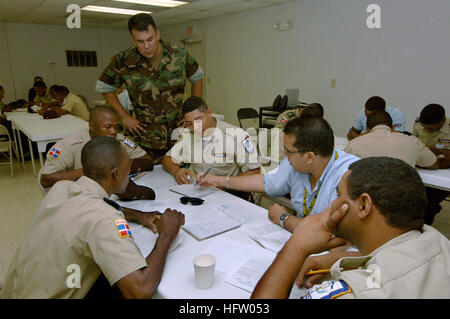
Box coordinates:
[128,222,182,257]
[116,200,169,213]
[215,199,263,224]
[242,219,292,253]
[182,212,241,241]
[169,183,217,198]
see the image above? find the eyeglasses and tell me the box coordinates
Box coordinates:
[180,196,204,206]
[283,146,302,155]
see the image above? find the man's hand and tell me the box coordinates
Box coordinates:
[291,204,349,255]
[268,203,288,225]
[121,114,147,136]
[138,212,162,233]
[158,209,185,241]
[174,167,194,185]
[196,172,222,187]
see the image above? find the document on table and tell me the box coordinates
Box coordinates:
[169,184,217,198]
[214,199,263,224]
[128,222,182,257]
[116,200,169,213]
[182,209,241,241]
[242,219,292,253]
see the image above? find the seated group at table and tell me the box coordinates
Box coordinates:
[1,93,449,299]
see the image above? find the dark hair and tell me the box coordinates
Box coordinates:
[419,104,446,124]
[366,110,393,130]
[49,84,59,91]
[54,86,69,96]
[0,84,3,91]
[283,116,334,157]
[182,96,208,115]
[301,103,324,118]
[34,76,43,82]
[365,96,386,111]
[81,136,125,181]
[33,81,47,89]
[128,13,157,33]
[89,105,119,123]
[347,157,426,230]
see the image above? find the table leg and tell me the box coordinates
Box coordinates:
[28,138,36,177]
[12,128,23,168]
[39,152,44,170]
[17,130,25,164]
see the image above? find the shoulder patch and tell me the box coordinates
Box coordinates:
[124,137,137,149]
[242,136,255,154]
[300,280,352,299]
[47,146,62,160]
[280,117,288,125]
[114,219,132,239]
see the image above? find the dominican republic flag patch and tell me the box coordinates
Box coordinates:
[115,219,132,239]
[281,117,288,125]
[300,280,352,299]
[48,147,62,160]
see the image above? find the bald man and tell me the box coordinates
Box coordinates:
[2,137,185,298]
[40,106,154,189]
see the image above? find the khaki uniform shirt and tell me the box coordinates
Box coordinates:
[413,118,450,149]
[344,125,437,168]
[42,129,147,175]
[61,93,90,121]
[275,108,301,129]
[33,88,56,104]
[300,226,450,299]
[1,176,147,298]
[166,119,261,176]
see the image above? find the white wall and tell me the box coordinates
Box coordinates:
[0,22,132,105]
[161,0,450,136]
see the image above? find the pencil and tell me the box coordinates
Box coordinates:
[305,269,330,276]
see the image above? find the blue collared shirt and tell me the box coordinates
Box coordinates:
[263,149,360,217]
[353,106,406,133]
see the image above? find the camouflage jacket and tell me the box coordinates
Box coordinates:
[99,40,201,150]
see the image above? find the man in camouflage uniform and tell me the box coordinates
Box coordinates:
[96,13,204,163]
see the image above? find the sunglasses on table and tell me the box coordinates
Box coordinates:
[180,196,204,206]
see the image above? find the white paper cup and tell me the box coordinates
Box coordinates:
[193,254,216,290]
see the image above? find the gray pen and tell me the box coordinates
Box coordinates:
[197,167,212,185]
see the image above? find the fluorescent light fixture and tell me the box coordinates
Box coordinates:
[112,0,188,8]
[82,5,152,15]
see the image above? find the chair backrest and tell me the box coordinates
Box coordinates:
[237,108,259,129]
[76,94,90,109]
[0,124,11,140]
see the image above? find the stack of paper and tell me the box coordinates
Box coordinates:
[182,211,241,241]
[214,199,263,224]
[242,219,292,253]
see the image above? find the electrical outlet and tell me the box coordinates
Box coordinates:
[331,78,336,88]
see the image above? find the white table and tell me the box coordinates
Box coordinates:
[120,165,279,299]
[4,111,88,177]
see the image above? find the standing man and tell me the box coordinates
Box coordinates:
[96,13,204,163]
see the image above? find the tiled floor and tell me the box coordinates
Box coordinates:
[0,159,449,288]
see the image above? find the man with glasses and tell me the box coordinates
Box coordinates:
[197,116,359,232]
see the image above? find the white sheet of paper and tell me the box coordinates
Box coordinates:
[117,200,168,213]
[215,199,263,224]
[128,222,182,257]
[242,219,292,252]
[182,213,241,241]
[169,184,217,198]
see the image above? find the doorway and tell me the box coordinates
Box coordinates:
[182,38,206,100]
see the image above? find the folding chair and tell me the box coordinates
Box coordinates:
[0,124,20,177]
[237,108,259,130]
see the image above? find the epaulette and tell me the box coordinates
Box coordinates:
[103,197,124,213]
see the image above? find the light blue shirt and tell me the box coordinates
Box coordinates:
[263,149,360,217]
[353,106,406,133]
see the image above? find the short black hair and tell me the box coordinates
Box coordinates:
[128,13,157,33]
[182,96,208,115]
[347,157,426,230]
[301,103,324,118]
[49,84,59,91]
[33,81,47,89]
[283,116,334,157]
[365,96,386,111]
[89,105,119,123]
[419,104,446,124]
[54,86,69,96]
[0,84,3,91]
[367,110,393,130]
[34,76,43,82]
[81,136,125,181]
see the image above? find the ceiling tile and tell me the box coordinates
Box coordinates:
[182,0,241,10]
[211,1,270,14]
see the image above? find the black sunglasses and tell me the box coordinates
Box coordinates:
[180,196,204,206]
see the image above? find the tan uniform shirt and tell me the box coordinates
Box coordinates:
[33,88,56,105]
[166,119,261,176]
[1,176,147,298]
[61,93,90,121]
[344,125,437,168]
[42,129,147,175]
[299,225,450,299]
[413,118,450,149]
[275,108,301,129]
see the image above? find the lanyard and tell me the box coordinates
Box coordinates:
[302,151,339,217]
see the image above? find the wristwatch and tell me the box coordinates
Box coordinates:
[279,213,289,228]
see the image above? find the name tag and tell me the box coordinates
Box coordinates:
[214,153,226,157]
[124,138,137,149]
[242,137,255,154]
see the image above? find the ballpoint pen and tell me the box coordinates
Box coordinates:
[197,167,212,185]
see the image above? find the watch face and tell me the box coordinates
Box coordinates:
[280,213,289,221]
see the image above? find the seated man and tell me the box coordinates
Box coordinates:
[347,96,406,140]
[162,96,261,199]
[40,106,154,200]
[39,86,89,121]
[29,81,57,107]
[345,110,438,169]
[251,157,450,299]
[197,116,359,232]
[2,136,185,298]
[28,76,43,102]
[413,103,450,225]
[275,103,323,129]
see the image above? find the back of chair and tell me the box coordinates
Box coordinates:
[0,124,11,141]
[237,108,259,129]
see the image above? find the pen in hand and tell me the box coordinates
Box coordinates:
[197,167,212,186]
